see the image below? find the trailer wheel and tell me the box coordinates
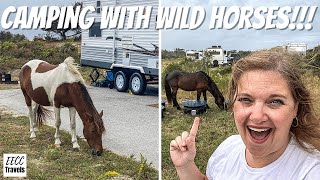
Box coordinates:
[212,60,218,67]
[114,71,129,92]
[129,72,147,95]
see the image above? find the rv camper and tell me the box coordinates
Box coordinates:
[284,43,307,56]
[205,46,226,66]
[80,0,159,95]
[186,50,203,60]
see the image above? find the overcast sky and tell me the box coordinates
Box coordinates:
[1,0,320,51]
[161,0,320,51]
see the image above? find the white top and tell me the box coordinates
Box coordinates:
[206,135,320,180]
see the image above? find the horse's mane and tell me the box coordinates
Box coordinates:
[198,71,224,100]
[63,58,105,134]
[64,57,86,86]
[79,83,105,134]
[198,71,214,86]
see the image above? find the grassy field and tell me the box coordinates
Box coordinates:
[161,58,320,179]
[161,58,237,179]
[0,112,158,179]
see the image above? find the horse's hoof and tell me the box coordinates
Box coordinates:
[72,148,80,152]
[55,144,61,148]
[30,133,36,139]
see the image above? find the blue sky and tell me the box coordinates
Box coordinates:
[1,0,320,51]
[161,0,320,51]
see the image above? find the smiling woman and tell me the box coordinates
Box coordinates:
[229,49,320,154]
[169,48,320,179]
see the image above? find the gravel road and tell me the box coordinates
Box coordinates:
[0,84,159,169]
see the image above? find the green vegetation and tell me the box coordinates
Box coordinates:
[162,49,186,59]
[0,31,96,83]
[0,113,158,179]
[161,55,320,179]
[0,39,80,71]
[161,58,236,179]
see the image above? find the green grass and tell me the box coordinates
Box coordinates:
[161,59,237,179]
[0,114,158,179]
[161,100,238,179]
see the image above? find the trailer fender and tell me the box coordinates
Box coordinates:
[110,64,145,74]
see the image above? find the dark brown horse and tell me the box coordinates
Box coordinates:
[19,57,105,156]
[165,70,226,110]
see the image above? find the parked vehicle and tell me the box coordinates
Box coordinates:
[186,50,203,60]
[205,46,226,67]
[284,43,307,56]
[80,0,159,95]
[227,53,241,64]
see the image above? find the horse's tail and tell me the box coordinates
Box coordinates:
[164,74,172,105]
[36,105,51,127]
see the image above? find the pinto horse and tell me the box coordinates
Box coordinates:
[19,57,105,156]
[165,70,226,110]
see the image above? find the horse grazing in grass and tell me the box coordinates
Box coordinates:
[165,70,226,110]
[19,57,105,156]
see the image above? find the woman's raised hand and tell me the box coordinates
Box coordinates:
[170,117,200,168]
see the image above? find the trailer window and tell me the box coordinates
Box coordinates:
[212,50,220,55]
[89,22,101,37]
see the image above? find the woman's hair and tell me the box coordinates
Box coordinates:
[228,48,320,152]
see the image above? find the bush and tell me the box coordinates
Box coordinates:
[0,40,80,70]
[161,62,182,87]
[0,41,16,56]
[0,31,27,42]
[162,49,186,59]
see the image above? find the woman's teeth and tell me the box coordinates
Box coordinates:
[248,127,270,132]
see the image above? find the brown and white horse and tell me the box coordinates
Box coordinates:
[19,57,105,156]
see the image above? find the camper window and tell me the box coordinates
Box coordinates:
[89,22,102,37]
[212,50,220,55]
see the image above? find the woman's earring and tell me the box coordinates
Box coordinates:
[292,117,299,127]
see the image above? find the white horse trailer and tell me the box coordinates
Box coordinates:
[81,0,159,95]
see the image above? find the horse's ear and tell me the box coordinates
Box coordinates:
[99,110,103,117]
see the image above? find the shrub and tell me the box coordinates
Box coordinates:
[0,41,16,56]
[161,62,182,87]
[0,40,80,70]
